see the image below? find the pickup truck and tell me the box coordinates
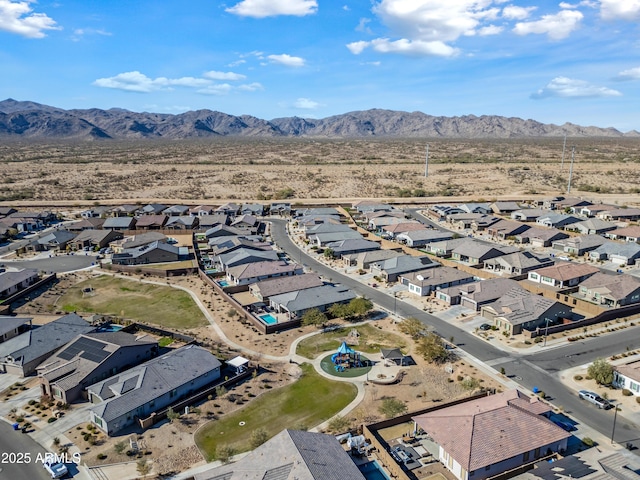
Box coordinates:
[43,459,68,479]
[578,390,612,409]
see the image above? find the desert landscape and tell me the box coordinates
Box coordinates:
[2,137,640,206]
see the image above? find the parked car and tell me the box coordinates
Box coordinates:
[578,390,612,409]
[479,323,492,331]
[43,459,68,479]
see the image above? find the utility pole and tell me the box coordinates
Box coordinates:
[567,146,576,194]
[424,144,429,177]
[560,135,567,170]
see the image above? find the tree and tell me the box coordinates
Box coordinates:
[398,317,427,340]
[137,458,151,478]
[301,308,328,327]
[327,415,350,434]
[249,428,269,449]
[114,440,127,455]
[328,302,350,319]
[588,358,614,386]
[348,297,373,319]
[166,406,180,423]
[216,445,236,464]
[416,332,449,364]
[378,397,407,419]
[323,248,335,259]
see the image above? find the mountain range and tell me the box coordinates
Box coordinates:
[1,98,637,140]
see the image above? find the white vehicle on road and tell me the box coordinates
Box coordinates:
[43,459,68,478]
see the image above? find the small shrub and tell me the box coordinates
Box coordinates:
[47,417,57,423]
[573,375,583,381]
[636,396,640,404]
[622,389,632,396]
[97,453,107,460]
[582,437,594,447]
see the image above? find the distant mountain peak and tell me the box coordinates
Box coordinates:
[0,98,633,140]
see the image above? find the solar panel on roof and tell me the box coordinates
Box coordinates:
[57,337,109,362]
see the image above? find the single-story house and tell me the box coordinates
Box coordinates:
[216,202,240,216]
[102,216,136,231]
[401,267,476,297]
[568,218,618,235]
[589,242,640,265]
[309,230,364,247]
[380,221,425,238]
[193,429,366,480]
[112,241,182,265]
[484,251,554,276]
[470,215,501,231]
[138,203,167,215]
[458,203,492,214]
[426,238,476,258]
[269,284,356,319]
[304,222,353,237]
[189,205,217,216]
[80,206,112,218]
[111,204,139,217]
[447,213,486,229]
[240,203,265,216]
[215,248,279,271]
[343,249,404,270]
[208,237,272,256]
[613,361,640,397]
[605,225,640,242]
[269,202,292,216]
[0,313,94,376]
[297,214,342,227]
[553,197,592,211]
[511,209,548,222]
[28,230,76,252]
[575,204,617,217]
[371,255,439,283]
[162,205,190,216]
[536,214,582,229]
[396,229,454,248]
[451,241,518,267]
[486,220,530,240]
[427,205,465,221]
[0,316,32,343]
[197,214,230,230]
[577,272,640,307]
[438,278,523,310]
[70,229,123,250]
[88,345,221,435]
[368,215,408,231]
[514,227,569,247]
[325,239,380,258]
[481,288,570,335]
[490,201,521,214]
[134,215,168,230]
[296,207,340,218]
[166,216,199,230]
[66,217,105,232]
[527,263,599,288]
[203,225,245,239]
[597,208,640,222]
[0,267,39,300]
[230,214,259,231]
[412,390,570,480]
[0,207,18,218]
[37,331,158,403]
[110,232,168,254]
[249,273,324,302]
[552,234,608,256]
[226,260,303,286]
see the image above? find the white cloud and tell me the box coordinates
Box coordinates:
[94,71,215,93]
[356,17,372,34]
[72,27,111,40]
[0,0,60,38]
[294,97,322,109]
[226,0,317,18]
[478,24,503,35]
[614,66,640,81]
[502,5,537,20]
[347,38,459,57]
[599,0,640,21]
[228,59,246,67]
[197,84,233,95]
[513,9,583,40]
[531,76,622,99]
[203,70,246,81]
[238,82,264,91]
[267,53,305,67]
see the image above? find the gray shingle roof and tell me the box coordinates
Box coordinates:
[0,316,31,337]
[0,268,38,294]
[269,284,356,313]
[486,288,562,326]
[372,255,436,275]
[251,273,324,299]
[103,217,136,229]
[89,345,221,422]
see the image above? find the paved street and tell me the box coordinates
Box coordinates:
[0,421,53,480]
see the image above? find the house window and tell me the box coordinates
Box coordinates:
[630,381,639,392]
[523,451,530,462]
[534,447,541,458]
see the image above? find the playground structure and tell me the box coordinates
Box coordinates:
[331,341,364,372]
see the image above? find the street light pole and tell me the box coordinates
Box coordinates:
[543,318,550,347]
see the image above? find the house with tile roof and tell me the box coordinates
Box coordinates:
[396,229,454,248]
[0,267,39,300]
[249,273,324,302]
[514,227,569,248]
[426,238,475,257]
[577,272,640,307]
[110,232,168,254]
[70,229,123,250]
[490,201,521,214]
[486,219,530,240]
[102,216,136,231]
[194,429,366,480]
[589,242,640,265]
[134,214,168,230]
[613,360,640,397]
[166,215,199,230]
[401,267,476,297]
[304,222,354,237]
[325,238,380,258]
[597,208,640,222]
[226,260,303,286]
[111,241,182,266]
[215,248,279,271]
[0,316,31,343]
[197,213,230,230]
[162,205,190,216]
[371,255,439,282]
[268,202,292,216]
[470,215,502,231]
[310,230,364,247]
[536,214,582,229]
[343,249,404,269]
[458,203,492,214]
[481,288,570,335]
[552,234,607,256]
[380,221,426,238]
[484,251,554,276]
[511,208,548,222]
[37,331,158,403]
[527,263,599,288]
[138,203,167,215]
[269,284,356,319]
[438,278,523,310]
[0,313,94,376]
[88,345,221,435]
[28,230,77,252]
[66,217,105,232]
[568,218,618,235]
[412,390,570,480]
[240,203,265,216]
[605,225,640,242]
[451,241,518,267]
[447,213,487,229]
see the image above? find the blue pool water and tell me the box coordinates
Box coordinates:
[100,324,123,332]
[217,280,230,287]
[259,314,278,325]
[358,461,392,480]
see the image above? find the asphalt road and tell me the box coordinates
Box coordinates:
[0,421,52,480]
[270,218,640,449]
[1,254,97,273]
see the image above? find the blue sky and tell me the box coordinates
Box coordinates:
[1,0,640,131]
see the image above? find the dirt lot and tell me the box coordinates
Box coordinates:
[2,138,640,205]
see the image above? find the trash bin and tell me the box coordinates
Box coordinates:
[12,422,19,431]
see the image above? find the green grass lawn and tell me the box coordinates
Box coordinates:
[58,275,207,329]
[195,363,357,461]
[296,323,407,359]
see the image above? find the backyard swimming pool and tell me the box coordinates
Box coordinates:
[99,324,123,332]
[358,460,391,480]
[259,313,278,325]
[217,280,230,287]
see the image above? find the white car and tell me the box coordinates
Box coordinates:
[43,459,68,479]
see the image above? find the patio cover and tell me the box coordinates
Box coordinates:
[227,356,249,372]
